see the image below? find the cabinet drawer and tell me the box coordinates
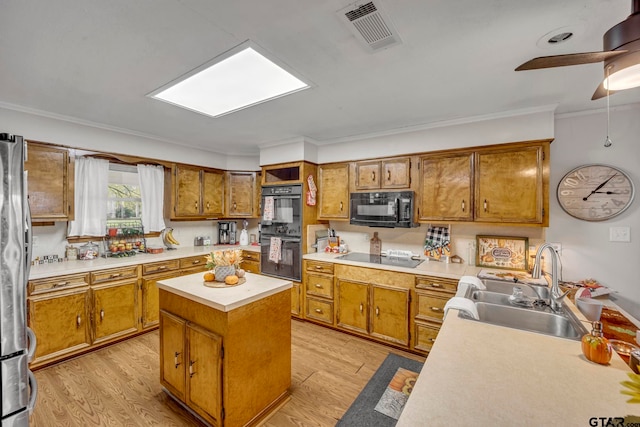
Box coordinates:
[242,261,260,274]
[179,255,207,269]
[415,275,458,293]
[28,273,90,295]
[414,321,440,353]
[142,259,180,276]
[415,290,452,322]
[305,273,333,299]
[91,265,140,284]
[242,251,260,263]
[306,261,334,275]
[306,297,333,325]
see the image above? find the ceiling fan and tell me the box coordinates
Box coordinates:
[516,0,640,100]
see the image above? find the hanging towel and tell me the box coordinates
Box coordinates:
[459,276,486,290]
[269,237,282,263]
[263,196,274,221]
[444,297,479,320]
[424,225,451,259]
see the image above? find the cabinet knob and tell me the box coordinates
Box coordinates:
[359,303,363,314]
[54,281,69,288]
[192,260,200,264]
[461,199,465,212]
[430,283,443,288]
[430,307,443,312]
[372,171,376,182]
[159,266,167,270]
[375,306,380,317]
[110,273,121,279]
[339,201,343,212]
[315,308,323,314]
[100,309,104,321]
[387,170,391,181]
[233,202,237,210]
[429,338,436,343]
[195,200,198,210]
[206,202,210,209]
[483,199,488,212]
[315,265,322,269]
[76,315,82,327]
[314,283,322,288]
[174,351,182,368]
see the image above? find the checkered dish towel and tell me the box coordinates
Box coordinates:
[424,226,451,258]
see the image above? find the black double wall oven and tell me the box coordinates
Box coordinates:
[260,184,302,281]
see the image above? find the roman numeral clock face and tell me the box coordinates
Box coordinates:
[557,164,635,221]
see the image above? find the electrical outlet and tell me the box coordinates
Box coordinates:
[610,226,631,242]
[32,236,39,247]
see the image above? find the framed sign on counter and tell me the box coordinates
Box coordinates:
[476,235,528,271]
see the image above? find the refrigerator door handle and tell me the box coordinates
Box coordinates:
[25,174,32,283]
[27,369,38,415]
[26,327,37,362]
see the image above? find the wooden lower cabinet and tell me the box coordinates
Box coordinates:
[336,279,410,346]
[159,286,291,427]
[303,260,335,325]
[240,250,260,274]
[141,260,181,330]
[412,275,458,354]
[92,280,138,344]
[160,310,223,426]
[291,281,302,317]
[27,283,91,367]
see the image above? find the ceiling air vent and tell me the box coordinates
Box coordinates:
[337,1,402,52]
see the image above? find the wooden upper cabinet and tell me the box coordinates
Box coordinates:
[419,153,473,221]
[318,163,350,219]
[25,142,74,221]
[474,143,546,224]
[226,171,255,217]
[355,157,411,190]
[202,169,224,218]
[168,164,224,220]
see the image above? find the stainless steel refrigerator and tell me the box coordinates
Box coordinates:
[1,133,37,426]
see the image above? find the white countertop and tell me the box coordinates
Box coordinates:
[303,251,482,279]
[397,302,638,426]
[29,244,260,280]
[156,272,291,312]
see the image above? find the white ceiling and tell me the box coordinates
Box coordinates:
[1,0,639,156]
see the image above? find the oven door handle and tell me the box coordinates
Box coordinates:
[262,237,300,243]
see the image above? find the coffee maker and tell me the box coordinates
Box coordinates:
[218,221,237,245]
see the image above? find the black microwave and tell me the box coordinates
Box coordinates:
[350,191,417,228]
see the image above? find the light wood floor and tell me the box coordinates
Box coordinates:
[31,320,425,426]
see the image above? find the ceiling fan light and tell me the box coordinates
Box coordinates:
[604,63,640,90]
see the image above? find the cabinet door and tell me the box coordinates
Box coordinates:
[355,161,381,190]
[186,323,223,426]
[24,142,74,221]
[92,280,139,343]
[381,157,411,189]
[318,163,349,219]
[419,153,473,221]
[336,279,368,335]
[174,165,202,217]
[226,171,255,217]
[291,282,302,317]
[141,271,181,329]
[202,169,225,217]
[27,287,91,364]
[475,145,544,223]
[160,310,186,399]
[370,284,410,346]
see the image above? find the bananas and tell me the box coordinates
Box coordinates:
[161,227,180,247]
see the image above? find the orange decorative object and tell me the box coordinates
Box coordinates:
[203,272,215,282]
[582,321,613,365]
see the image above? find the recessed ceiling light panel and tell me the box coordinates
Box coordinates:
[149,41,311,118]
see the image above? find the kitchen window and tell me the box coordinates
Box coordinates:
[107,164,142,222]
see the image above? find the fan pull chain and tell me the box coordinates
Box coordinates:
[604,65,612,148]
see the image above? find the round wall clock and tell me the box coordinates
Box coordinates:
[557,164,635,221]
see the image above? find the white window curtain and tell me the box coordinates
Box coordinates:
[137,164,166,232]
[67,157,110,236]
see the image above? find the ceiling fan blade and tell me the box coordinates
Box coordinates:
[515,51,627,71]
[591,82,618,100]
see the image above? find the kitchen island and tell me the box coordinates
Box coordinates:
[396,303,638,426]
[157,272,292,427]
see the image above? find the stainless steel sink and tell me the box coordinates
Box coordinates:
[459,279,588,341]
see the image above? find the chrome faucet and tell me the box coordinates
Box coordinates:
[531,243,569,312]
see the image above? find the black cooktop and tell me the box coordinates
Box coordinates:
[336,252,423,269]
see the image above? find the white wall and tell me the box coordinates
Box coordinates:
[549,104,640,312]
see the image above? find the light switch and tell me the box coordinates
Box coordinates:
[609,226,631,242]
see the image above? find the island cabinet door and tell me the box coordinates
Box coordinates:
[160,310,186,400]
[186,323,223,427]
[92,281,139,344]
[369,284,410,346]
[336,279,369,335]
